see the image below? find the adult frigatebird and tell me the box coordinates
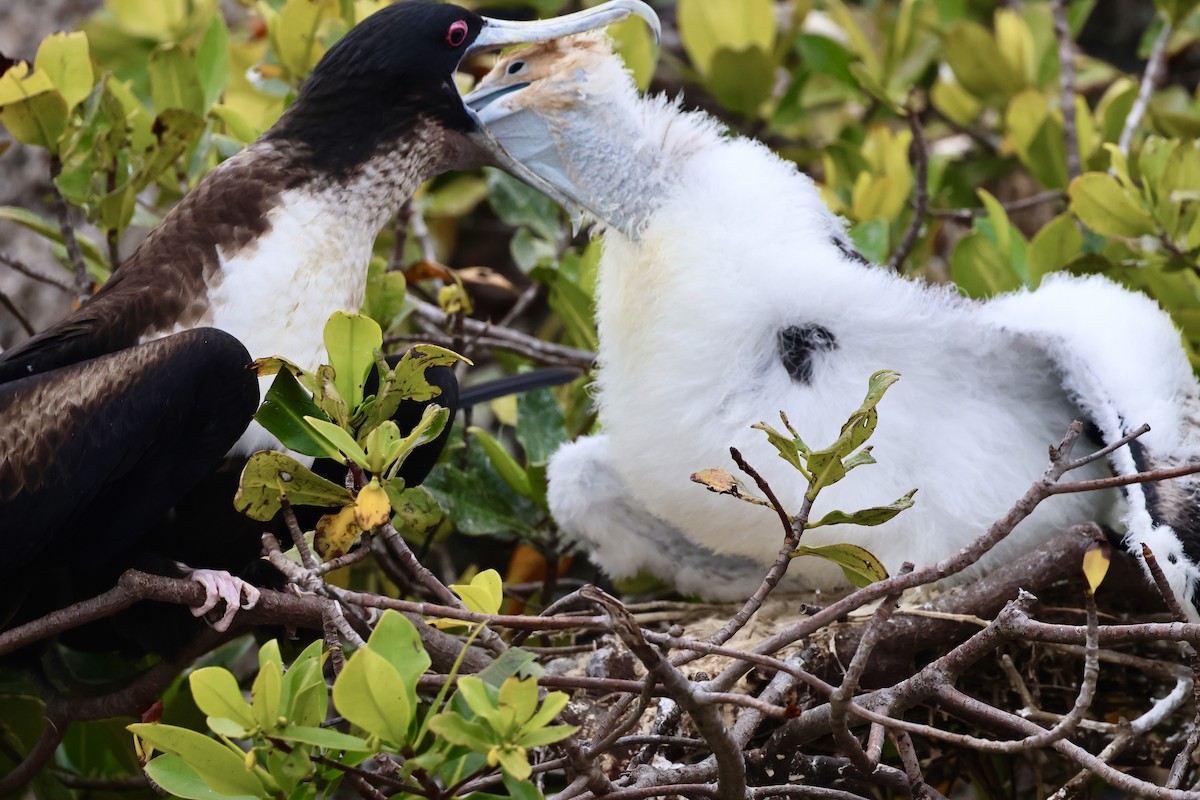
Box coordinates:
[0,1,659,644]
[464,36,1200,617]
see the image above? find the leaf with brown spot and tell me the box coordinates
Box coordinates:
[315,505,362,560]
[354,478,392,530]
[234,451,355,522]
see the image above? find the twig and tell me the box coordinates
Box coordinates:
[1119,15,1173,157]
[695,447,811,652]
[581,586,748,800]
[404,296,595,369]
[709,422,1091,695]
[887,103,929,272]
[1051,461,1200,495]
[830,570,908,772]
[927,190,1065,221]
[1051,0,1081,180]
[47,156,90,302]
[0,287,35,335]
[0,250,74,293]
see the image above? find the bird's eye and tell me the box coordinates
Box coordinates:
[507,60,525,76]
[446,19,469,47]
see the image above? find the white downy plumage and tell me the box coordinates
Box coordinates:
[466,35,1200,615]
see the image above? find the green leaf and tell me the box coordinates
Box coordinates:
[492,746,532,780]
[456,677,502,727]
[256,369,342,460]
[487,170,562,242]
[250,659,282,733]
[332,647,412,745]
[323,312,383,412]
[809,489,918,528]
[515,724,578,748]
[0,205,108,273]
[792,543,889,588]
[523,691,568,731]
[530,264,597,351]
[196,15,230,111]
[234,451,356,521]
[1069,172,1157,238]
[677,0,775,76]
[189,668,256,736]
[34,32,94,111]
[366,610,430,724]
[277,725,370,751]
[476,648,541,688]
[127,724,267,798]
[502,771,544,800]
[363,261,408,327]
[705,46,775,118]
[470,427,532,498]
[1028,213,1083,285]
[951,230,1022,299]
[149,44,205,116]
[849,219,889,265]
[305,416,370,468]
[944,19,1023,98]
[795,34,858,88]
[424,445,540,538]
[144,754,261,800]
[427,713,494,753]
[0,62,68,150]
[359,344,467,434]
[803,370,900,498]
[499,677,538,726]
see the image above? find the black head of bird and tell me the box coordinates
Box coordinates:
[268,0,660,178]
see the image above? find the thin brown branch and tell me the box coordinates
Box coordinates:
[581,585,747,800]
[1051,461,1200,495]
[1051,0,1081,180]
[47,156,90,302]
[404,296,595,369]
[0,250,74,292]
[928,190,1065,221]
[887,103,929,272]
[0,287,34,335]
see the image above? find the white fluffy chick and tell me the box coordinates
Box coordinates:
[465,35,1200,616]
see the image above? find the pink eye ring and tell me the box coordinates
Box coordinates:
[446,20,468,47]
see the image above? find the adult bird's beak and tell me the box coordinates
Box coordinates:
[466,0,660,57]
[461,1,659,230]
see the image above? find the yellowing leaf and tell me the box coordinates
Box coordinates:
[314,504,362,560]
[354,479,391,530]
[450,569,504,615]
[1082,540,1111,594]
[0,61,68,149]
[34,32,93,111]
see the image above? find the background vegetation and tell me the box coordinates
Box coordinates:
[2,0,1200,797]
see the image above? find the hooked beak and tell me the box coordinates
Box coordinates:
[467,0,660,57]
[460,1,661,230]
[464,82,598,228]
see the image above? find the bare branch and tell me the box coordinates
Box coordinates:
[887,102,929,272]
[1051,0,1081,180]
[1120,16,1173,157]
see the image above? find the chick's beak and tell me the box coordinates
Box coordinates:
[464,81,601,231]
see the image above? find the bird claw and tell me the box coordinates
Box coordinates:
[181,567,261,632]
